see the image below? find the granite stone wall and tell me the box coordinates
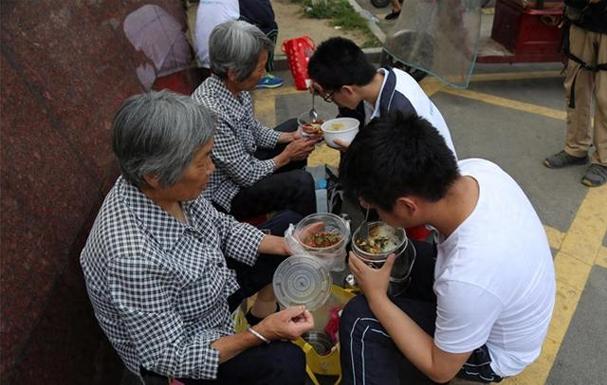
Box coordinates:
[1,1,189,383]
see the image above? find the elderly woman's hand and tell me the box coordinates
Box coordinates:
[255,306,314,341]
[274,138,318,167]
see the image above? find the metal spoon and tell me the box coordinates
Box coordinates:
[359,207,370,242]
[309,91,319,123]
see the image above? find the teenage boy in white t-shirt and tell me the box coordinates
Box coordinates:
[338,112,556,384]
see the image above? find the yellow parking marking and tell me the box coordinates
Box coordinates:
[597,246,607,269]
[553,252,593,292]
[420,77,448,96]
[469,71,561,82]
[504,185,606,385]
[544,225,565,250]
[560,187,607,264]
[440,88,567,121]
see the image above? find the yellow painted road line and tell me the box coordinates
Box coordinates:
[469,71,562,83]
[504,186,607,385]
[559,187,607,265]
[440,88,567,121]
[544,225,565,250]
[596,246,607,269]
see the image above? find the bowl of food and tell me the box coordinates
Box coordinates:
[352,222,408,264]
[320,117,360,148]
[293,213,350,271]
[297,111,324,137]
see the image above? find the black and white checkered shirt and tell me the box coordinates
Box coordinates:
[80,176,264,379]
[192,75,281,212]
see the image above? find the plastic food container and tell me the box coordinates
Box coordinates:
[273,255,332,311]
[293,213,350,271]
[297,111,325,138]
[352,222,416,295]
[321,117,360,148]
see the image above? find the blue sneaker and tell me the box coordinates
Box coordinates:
[257,73,284,89]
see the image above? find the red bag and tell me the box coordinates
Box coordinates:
[281,36,315,90]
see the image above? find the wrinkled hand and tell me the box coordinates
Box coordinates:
[284,138,317,161]
[348,252,394,301]
[256,306,315,341]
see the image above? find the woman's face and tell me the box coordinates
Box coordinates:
[159,139,215,202]
[237,50,268,91]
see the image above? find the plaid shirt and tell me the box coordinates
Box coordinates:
[192,75,281,212]
[80,176,264,379]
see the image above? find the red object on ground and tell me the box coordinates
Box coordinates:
[324,307,342,344]
[281,36,315,90]
[406,225,431,241]
[483,0,564,63]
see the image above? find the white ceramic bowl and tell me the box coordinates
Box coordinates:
[320,117,360,148]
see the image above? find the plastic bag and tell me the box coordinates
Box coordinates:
[281,36,315,90]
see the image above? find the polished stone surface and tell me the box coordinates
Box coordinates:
[1,0,190,382]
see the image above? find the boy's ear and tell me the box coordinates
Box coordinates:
[394,196,418,216]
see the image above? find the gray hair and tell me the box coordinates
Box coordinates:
[112,90,215,188]
[209,20,274,81]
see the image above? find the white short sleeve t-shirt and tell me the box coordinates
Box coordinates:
[433,159,555,377]
[194,0,239,68]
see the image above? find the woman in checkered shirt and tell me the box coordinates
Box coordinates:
[192,21,322,221]
[81,91,314,385]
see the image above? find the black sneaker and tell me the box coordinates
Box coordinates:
[544,151,588,169]
[581,164,607,187]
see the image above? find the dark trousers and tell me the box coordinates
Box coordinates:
[230,119,316,220]
[227,209,302,311]
[142,211,306,385]
[339,240,503,385]
[238,0,278,72]
[179,341,306,385]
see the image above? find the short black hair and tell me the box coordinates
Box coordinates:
[308,37,376,91]
[339,112,459,211]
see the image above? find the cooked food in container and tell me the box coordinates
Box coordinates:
[304,230,342,248]
[354,224,400,254]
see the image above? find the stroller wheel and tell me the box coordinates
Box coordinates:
[371,0,391,8]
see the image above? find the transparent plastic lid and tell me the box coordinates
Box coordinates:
[273,255,332,311]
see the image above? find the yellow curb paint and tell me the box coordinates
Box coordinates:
[440,88,567,121]
[504,337,560,385]
[553,251,593,292]
[470,71,561,83]
[546,280,584,347]
[597,246,607,269]
[420,77,448,97]
[559,186,607,265]
[544,225,565,250]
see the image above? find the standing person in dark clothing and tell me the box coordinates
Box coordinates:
[239,0,284,88]
[544,0,607,186]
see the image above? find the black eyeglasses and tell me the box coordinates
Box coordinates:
[322,90,336,103]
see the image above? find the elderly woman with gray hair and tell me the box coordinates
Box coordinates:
[80,91,313,385]
[192,20,320,222]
